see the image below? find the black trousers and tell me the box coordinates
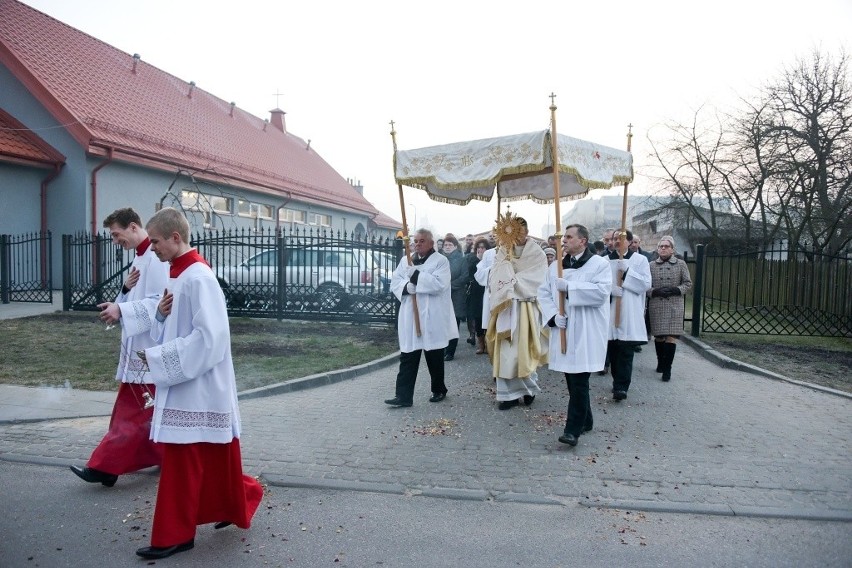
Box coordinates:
[564,372,593,437]
[609,340,636,392]
[394,348,447,404]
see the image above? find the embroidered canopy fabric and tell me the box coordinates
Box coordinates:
[394,130,633,205]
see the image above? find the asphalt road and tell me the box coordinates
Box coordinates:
[2,460,850,568]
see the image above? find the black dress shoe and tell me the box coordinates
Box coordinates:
[522,395,535,406]
[214,521,233,530]
[429,392,446,403]
[613,390,627,401]
[70,465,118,487]
[444,353,454,361]
[558,433,578,446]
[384,397,413,408]
[136,539,194,559]
[497,399,520,410]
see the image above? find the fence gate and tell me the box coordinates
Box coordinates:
[0,232,53,304]
[691,243,851,337]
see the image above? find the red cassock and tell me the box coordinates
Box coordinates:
[87,383,163,474]
[151,439,263,547]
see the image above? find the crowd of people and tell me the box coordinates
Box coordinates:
[386,219,692,449]
[65,207,694,559]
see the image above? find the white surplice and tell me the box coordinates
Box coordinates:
[538,253,611,374]
[115,243,169,384]
[474,247,496,330]
[391,250,458,353]
[608,251,652,342]
[143,262,242,444]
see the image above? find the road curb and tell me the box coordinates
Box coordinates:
[237,352,400,400]
[581,497,852,522]
[679,335,852,400]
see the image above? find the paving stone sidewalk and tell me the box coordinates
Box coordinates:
[0,341,849,521]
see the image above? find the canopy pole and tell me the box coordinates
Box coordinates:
[549,94,567,354]
[614,123,634,328]
[390,121,421,336]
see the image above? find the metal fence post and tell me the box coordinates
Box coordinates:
[0,234,9,304]
[62,234,71,311]
[691,244,705,337]
[276,232,286,320]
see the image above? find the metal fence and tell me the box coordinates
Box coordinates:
[690,242,851,337]
[195,227,401,324]
[62,232,132,310]
[0,232,53,304]
[62,228,402,325]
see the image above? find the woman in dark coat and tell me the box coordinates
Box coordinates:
[442,234,467,361]
[647,235,692,382]
[465,237,490,354]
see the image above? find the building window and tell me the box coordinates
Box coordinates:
[280,208,307,224]
[183,190,233,215]
[257,204,274,220]
[181,190,201,210]
[309,213,331,227]
[238,199,253,217]
[210,195,233,214]
[237,199,273,220]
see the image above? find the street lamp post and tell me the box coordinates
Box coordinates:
[408,202,418,230]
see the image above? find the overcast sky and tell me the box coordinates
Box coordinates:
[21,0,852,238]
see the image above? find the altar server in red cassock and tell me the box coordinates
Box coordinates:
[132,207,262,560]
[70,208,168,487]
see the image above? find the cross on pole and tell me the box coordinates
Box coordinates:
[272,89,284,108]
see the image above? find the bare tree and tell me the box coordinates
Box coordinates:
[647,107,764,249]
[752,50,852,255]
[648,49,851,255]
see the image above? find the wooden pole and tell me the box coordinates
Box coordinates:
[549,94,567,354]
[390,121,421,336]
[614,123,633,328]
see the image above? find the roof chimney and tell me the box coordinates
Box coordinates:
[269,108,286,132]
[131,53,140,74]
[229,102,236,117]
[187,81,196,98]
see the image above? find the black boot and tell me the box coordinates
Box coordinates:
[654,341,664,372]
[661,343,676,382]
[444,338,458,361]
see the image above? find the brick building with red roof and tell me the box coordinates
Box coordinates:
[0,0,400,247]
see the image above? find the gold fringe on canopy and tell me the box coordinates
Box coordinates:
[393,129,634,206]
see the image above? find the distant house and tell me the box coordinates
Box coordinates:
[633,202,779,257]
[559,194,661,240]
[0,0,400,280]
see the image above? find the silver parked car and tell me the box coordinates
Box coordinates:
[217,245,380,310]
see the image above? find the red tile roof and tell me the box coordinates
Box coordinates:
[0,107,65,167]
[0,0,396,223]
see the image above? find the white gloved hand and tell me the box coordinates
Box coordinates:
[406,265,419,278]
[611,286,624,297]
[554,314,568,329]
[615,259,627,271]
[555,278,570,292]
[406,282,416,294]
